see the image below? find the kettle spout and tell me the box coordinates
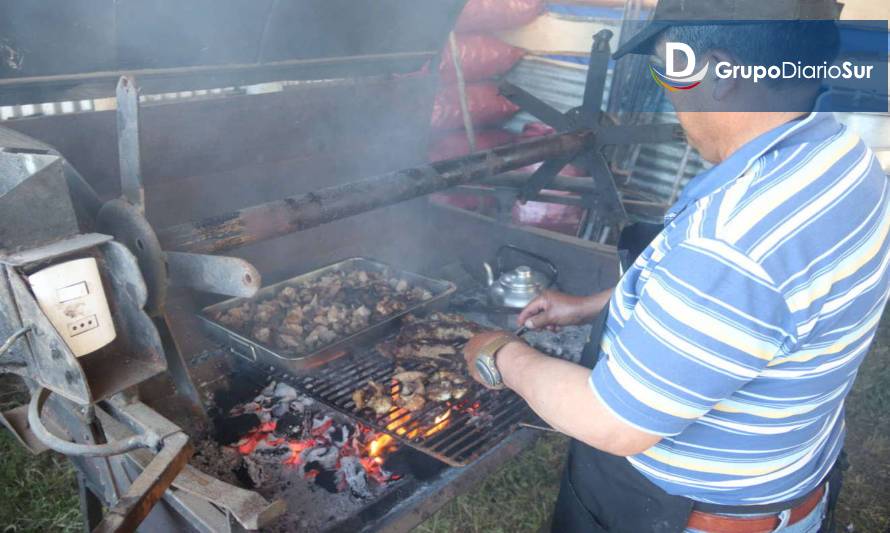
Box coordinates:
[483,262,495,287]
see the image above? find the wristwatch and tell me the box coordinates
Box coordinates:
[474,334,521,390]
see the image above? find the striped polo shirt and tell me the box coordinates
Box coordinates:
[591,111,890,505]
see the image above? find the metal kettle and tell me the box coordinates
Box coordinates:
[483,245,558,309]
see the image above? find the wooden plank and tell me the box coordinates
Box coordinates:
[496,12,624,56]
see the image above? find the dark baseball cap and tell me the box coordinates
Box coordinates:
[612,0,843,59]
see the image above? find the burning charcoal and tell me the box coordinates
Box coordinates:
[314,470,340,494]
[271,401,290,418]
[329,425,349,448]
[213,413,261,446]
[238,401,262,415]
[273,382,299,401]
[289,397,314,412]
[243,456,275,488]
[339,456,372,499]
[273,412,304,438]
[253,440,290,456]
[301,446,339,471]
[261,381,276,397]
[311,415,334,437]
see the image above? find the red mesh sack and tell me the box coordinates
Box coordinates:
[428,129,517,161]
[439,34,525,83]
[455,0,545,33]
[430,82,520,132]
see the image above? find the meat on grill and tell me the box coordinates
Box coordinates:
[376,312,483,361]
[352,381,393,415]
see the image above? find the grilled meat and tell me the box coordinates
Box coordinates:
[352,381,393,415]
[392,370,427,412]
[377,312,482,361]
[426,370,469,402]
[213,268,433,355]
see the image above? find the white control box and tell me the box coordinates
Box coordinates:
[28,257,117,357]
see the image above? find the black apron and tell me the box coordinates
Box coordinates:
[550,223,844,533]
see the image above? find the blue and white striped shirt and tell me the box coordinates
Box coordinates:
[591,112,890,505]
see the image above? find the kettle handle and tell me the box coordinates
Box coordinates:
[496,245,558,287]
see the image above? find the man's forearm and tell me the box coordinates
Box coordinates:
[580,288,614,320]
[496,340,660,456]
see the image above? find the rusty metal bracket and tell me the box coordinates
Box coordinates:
[96,403,285,530]
[93,431,192,533]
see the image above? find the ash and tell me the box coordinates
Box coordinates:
[191,380,405,532]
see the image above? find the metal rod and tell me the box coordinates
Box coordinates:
[0,326,30,357]
[116,75,145,212]
[448,32,477,152]
[157,130,595,254]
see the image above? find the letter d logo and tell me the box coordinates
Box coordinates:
[666,42,696,78]
[649,42,709,92]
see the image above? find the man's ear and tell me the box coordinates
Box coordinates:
[709,50,736,102]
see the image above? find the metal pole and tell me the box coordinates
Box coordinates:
[157,130,595,254]
[448,32,477,151]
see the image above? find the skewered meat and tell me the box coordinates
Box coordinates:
[213,267,434,355]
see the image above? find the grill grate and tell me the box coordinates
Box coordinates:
[282,348,532,466]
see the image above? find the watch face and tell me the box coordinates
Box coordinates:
[475,358,497,386]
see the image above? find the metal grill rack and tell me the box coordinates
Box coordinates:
[283,350,532,467]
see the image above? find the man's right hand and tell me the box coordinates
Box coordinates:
[517,289,613,330]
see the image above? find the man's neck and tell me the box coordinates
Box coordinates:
[713,111,808,163]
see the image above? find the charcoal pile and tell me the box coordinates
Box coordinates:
[213,381,400,499]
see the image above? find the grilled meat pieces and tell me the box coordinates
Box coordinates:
[213,268,433,355]
[377,312,483,361]
[427,370,469,402]
[352,381,393,415]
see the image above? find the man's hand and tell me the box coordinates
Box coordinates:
[517,289,613,330]
[462,330,520,388]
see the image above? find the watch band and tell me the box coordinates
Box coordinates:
[475,333,520,389]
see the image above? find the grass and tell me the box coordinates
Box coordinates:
[1,313,888,532]
[0,382,81,533]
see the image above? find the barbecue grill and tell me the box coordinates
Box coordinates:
[0,2,681,531]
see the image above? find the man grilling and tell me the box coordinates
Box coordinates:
[462,1,890,531]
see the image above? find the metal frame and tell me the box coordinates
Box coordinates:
[497,30,685,238]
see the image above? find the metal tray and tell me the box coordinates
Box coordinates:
[199,258,456,372]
